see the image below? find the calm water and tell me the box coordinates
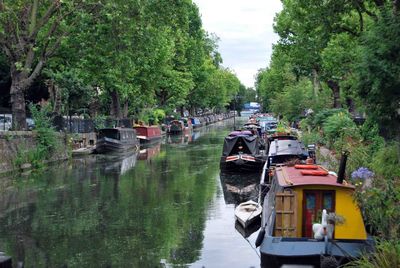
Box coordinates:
[0,119,267,267]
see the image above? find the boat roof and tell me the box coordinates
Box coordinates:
[268,139,306,157]
[275,165,355,189]
[99,127,134,132]
[228,130,253,137]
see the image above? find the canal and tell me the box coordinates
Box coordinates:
[0,119,263,267]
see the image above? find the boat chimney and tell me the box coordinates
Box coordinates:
[337,151,349,184]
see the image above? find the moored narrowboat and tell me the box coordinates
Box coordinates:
[167,118,192,134]
[257,162,374,267]
[220,130,266,172]
[95,128,139,154]
[190,117,203,129]
[133,125,162,146]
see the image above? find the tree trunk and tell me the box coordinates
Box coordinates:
[312,69,321,99]
[53,84,62,116]
[10,75,28,130]
[110,89,122,119]
[47,80,62,116]
[122,99,129,118]
[346,97,355,113]
[327,80,341,108]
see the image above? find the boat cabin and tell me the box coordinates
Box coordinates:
[220,130,265,171]
[266,138,308,168]
[258,163,372,266]
[190,117,203,128]
[98,128,136,141]
[264,164,367,240]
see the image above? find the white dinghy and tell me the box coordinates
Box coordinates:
[235,200,262,228]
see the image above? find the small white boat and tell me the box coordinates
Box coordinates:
[72,147,95,156]
[234,200,262,228]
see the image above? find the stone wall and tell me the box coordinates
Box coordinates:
[0,131,69,176]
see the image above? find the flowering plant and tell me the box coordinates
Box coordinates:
[351,167,374,180]
[351,167,374,187]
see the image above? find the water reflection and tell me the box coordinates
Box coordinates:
[99,152,139,175]
[138,142,161,161]
[0,122,227,267]
[235,220,261,239]
[166,133,192,144]
[219,171,260,205]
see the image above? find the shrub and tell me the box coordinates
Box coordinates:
[345,240,400,268]
[353,143,400,239]
[30,104,59,156]
[313,108,346,129]
[300,130,324,147]
[323,112,359,148]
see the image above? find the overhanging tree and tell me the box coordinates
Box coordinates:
[0,0,93,129]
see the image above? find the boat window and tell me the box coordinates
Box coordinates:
[302,190,335,238]
[98,129,120,140]
[323,193,334,211]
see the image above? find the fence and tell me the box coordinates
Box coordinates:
[52,117,133,133]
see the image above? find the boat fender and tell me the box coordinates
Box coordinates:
[255,227,265,248]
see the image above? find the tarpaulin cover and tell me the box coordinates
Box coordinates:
[229,130,252,137]
[268,139,308,157]
[222,135,259,156]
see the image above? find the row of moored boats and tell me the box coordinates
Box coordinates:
[221,114,374,268]
[78,113,234,155]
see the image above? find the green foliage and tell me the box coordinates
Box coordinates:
[269,78,313,122]
[371,143,400,181]
[300,131,324,147]
[313,108,347,129]
[30,104,57,151]
[346,241,400,268]
[14,104,61,169]
[139,108,166,125]
[93,115,108,130]
[353,9,400,139]
[323,112,358,145]
[352,143,400,240]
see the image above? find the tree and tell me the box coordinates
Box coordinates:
[0,0,93,129]
[353,9,400,140]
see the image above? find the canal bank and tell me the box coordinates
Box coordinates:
[0,131,69,176]
[0,113,234,177]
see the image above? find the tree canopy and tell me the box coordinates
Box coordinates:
[256,0,400,140]
[0,0,243,129]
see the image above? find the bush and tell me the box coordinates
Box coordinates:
[323,112,359,148]
[353,143,400,239]
[14,104,60,169]
[30,104,59,156]
[346,240,400,268]
[300,130,324,147]
[313,108,346,129]
[139,108,166,125]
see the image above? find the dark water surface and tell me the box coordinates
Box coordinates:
[0,119,265,267]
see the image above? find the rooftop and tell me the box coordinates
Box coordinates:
[275,165,355,189]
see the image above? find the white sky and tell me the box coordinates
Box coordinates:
[193,0,283,88]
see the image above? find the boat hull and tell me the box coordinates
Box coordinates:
[134,126,162,147]
[220,155,265,172]
[95,137,138,154]
[138,136,162,147]
[260,236,374,268]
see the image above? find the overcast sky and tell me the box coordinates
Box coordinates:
[193,0,282,88]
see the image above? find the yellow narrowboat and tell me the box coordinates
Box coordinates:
[257,161,374,267]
